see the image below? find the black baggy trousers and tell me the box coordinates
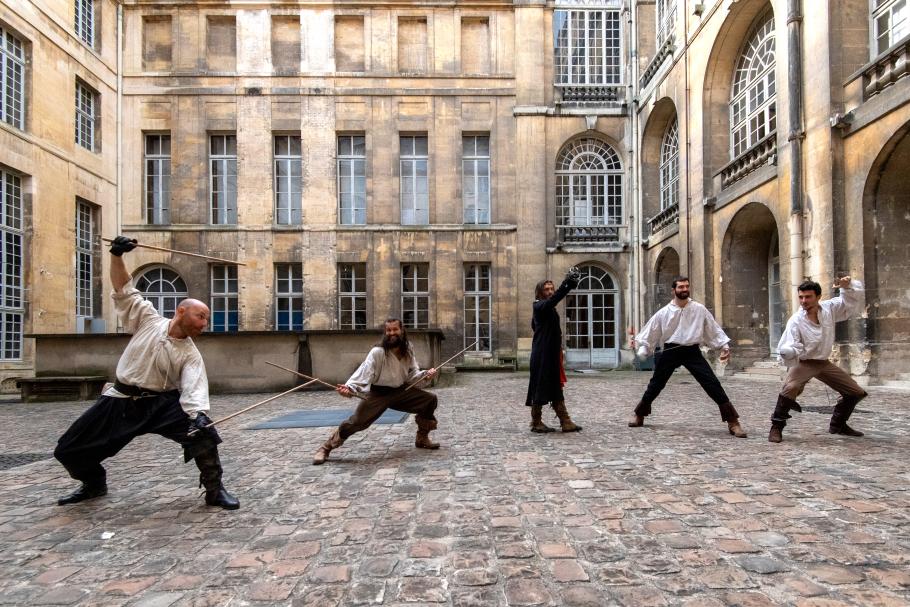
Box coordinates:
[54,392,221,488]
[635,343,732,418]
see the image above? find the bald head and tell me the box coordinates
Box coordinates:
[177,298,210,315]
[170,298,210,339]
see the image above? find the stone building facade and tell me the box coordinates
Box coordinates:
[1,0,907,387]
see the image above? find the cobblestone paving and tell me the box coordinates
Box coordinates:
[0,371,908,606]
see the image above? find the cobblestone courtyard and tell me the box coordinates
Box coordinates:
[0,371,908,606]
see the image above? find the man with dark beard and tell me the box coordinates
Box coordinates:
[526,268,582,433]
[312,318,439,465]
[629,276,747,437]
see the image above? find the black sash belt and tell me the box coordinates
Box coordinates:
[113,381,169,398]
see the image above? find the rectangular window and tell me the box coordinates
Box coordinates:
[656,0,676,47]
[75,199,94,320]
[145,133,170,224]
[463,263,491,352]
[335,15,365,71]
[338,263,366,329]
[398,17,428,73]
[461,18,490,74]
[400,135,429,225]
[553,8,622,86]
[337,134,366,225]
[401,263,429,329]
[0,169,23,360]
[75,0,95,48]
[873,0,908,55]
[75,79,99,151]
[463,135,491,224]
[0,26,26,130]
[271,16,301,72]
[209,134,237,225]
[206,16,237,71]
[274,135,302,225]
[275,263,304,330]
[210,265,239,332]
[142,16,173,71]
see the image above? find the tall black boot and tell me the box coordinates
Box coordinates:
[829,392,866,437]
[57,476,108,506]
[769,395,800,443]
[195,448,239,510]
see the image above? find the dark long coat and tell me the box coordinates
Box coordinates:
[525,278,576,406]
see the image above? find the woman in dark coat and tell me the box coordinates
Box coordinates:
[525,270,582,432]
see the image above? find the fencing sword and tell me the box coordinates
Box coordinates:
[264,361,368,400]
[102,237,246,266]
[404,340,479,391]
[187,378,318,436]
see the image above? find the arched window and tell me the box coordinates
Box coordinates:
[656,0,676,47]
[565,265,620,368]
[659,119,679,211]
[729,11,776,158]
[556,139,623,239]
[135,267,188,319]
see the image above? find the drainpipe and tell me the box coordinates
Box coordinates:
[116,1,123,235]
[628,0,642,334]
[787,0,804,297]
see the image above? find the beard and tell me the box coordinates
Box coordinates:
[675,290,690,300]
[382,334,402,351]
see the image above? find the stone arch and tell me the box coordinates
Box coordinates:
[651,246,680,315]
[720,202,779,358]
[702,0,776,191]
[641,98,679,224]
[862,125,910,378]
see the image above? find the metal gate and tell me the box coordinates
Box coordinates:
[564,265,620,368]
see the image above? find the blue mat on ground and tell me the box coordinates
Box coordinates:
[246,408,410,430]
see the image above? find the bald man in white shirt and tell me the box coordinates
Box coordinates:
[631,276,746,438]
[769,276,867,443]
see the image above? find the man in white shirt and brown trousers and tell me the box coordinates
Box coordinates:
[769,276,867,443]
[313,318,439,465]
[54,236,239,510]
[630,276,747,438]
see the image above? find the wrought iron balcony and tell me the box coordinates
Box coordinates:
[647,203,679,236]
[557,224,621,243]
[718,133,777,189]
[862,35,910,100]
[555,83,625,105]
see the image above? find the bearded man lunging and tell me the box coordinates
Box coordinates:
[312,318,439,465]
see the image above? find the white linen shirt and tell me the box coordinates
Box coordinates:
[345,346,425,394]
[102,281,210,416]
[635,299,730,356]
[776,280,864,367]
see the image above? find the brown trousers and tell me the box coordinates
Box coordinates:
[333,385,438,444]
[780,359,866,400]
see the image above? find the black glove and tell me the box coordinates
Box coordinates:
[109,236,137,256]
[189,412,215,437]
[564,266,581,288]
[184,412,222,462]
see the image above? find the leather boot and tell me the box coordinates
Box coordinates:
[628,413,644,427]
[530,405,556,433]
[205,484,240,510]
[829,392,866,437]
[717,402,746,438]
[553,401,582,432]
[415,418,440,449]
[768,425,783,443]
[769,394,798,444]
[727,419,747,438]
[313,429,344,465]
[57,481,108,505]
[195,449,239,510]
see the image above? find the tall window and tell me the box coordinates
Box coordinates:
[75,80,98,151]
[145,133,170,224]
[338,134,366,225]
[275,263,303,330]
[75,0,95,48]
[0,26,25,130]
[0,170,23,360]
[210,265,238,332]
[400,135,428,225]
[553,3,622,88]
[730,12,776,158]
[556,138,623,229]
[75,200,94,320]
[401,263,429,329]
[463,135,491,225]
[136,267,187,319]
[464,263,491,352]
[659,119,679,211]
[274,135,302,225]
[656,0,676,47]
[338,263,366,329]
[873,0,908,55]
[210,134,237,224]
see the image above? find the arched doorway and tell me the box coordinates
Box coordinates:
[564,265,620,368]
[721,203,780,358]
[863,128,910,377]
[652,247,680,316]
[135,266,188,319]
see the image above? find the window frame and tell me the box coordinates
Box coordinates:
[463,263,491,352]
[338,262,367,330]
[729,12,776,159]
[274,263,304,331]
[274,134,302,226]
[872,0,909,56]
[400,134,429,225]
[553,5,623,87]
[75,199,94,320]
[659,119,679,212]
[75,79,98,152]
[75,0,96,49]
[656,0,676,47]
[0,169,23,360]
[144,133,170,225]
[209,133,237,225]
[462,134,491,225]
[555,138,624,228]
[135,266,188,319]
[401,263,430,329]
[0,26,26,130]
[210,265,239,332]
[337,134,366,225]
